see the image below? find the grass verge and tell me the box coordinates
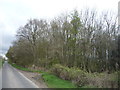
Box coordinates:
[11,63,33,72]
[10,63,77,88]
[0,59,4,68]
[0,60,2,68]
[42,73,76,88]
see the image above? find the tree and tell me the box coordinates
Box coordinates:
[6,9,119,72]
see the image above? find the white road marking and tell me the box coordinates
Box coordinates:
[9,64,39,88]
[18,71,39,88]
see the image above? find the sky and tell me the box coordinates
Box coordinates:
[0,0,119,57]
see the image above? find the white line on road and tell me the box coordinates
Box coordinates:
[9,64,39,88]
[18,71,39,88]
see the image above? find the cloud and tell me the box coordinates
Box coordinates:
[0,0,119,55]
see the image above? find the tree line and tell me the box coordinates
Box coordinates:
[6,9,120,73]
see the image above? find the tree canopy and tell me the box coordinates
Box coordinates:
[6,9,120,72]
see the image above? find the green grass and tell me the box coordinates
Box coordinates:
[10,62,77,88]
[0,59,4,68]
[11,63,33,71]
[0,60,2,68]
[9,62,43,72]
[42,73,77,88]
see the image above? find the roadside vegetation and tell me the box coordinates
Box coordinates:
[10,62,119,88]
[42,73,76,88]
[0,60,4,68]
[51,64,118,88]
[0,60,2,68]
[0,55,4,68]
[9,62,77,88]
[6,9,120,88]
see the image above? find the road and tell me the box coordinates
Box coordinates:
[0,60,2,89]
[2,61,39,88]
[0,68,2,89]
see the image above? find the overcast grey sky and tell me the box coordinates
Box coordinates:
[0,0,119,56]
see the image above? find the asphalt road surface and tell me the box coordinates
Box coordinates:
[0,68,2,89]
[2,61,39,88]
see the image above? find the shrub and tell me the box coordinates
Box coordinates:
[51,64,119,88]
[51,64,88,87]
[86,72,118,88]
